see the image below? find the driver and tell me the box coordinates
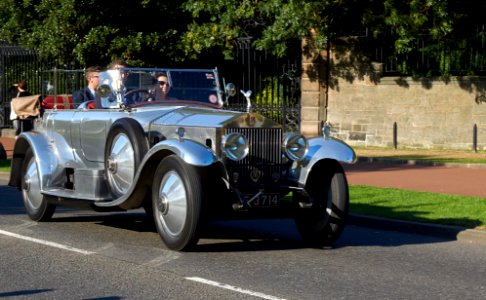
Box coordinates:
[148,72,173,101]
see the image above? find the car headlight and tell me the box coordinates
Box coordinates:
[284,133,308,161]
[221,133,249,161]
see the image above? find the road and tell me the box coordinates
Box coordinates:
[1,179,486,299]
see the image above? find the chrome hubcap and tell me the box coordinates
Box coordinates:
[157,193,169,214]
[107,133,135,196]
[22,157,43,210]
[156,170,187,237]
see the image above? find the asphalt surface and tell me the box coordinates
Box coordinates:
[1,135,486,245]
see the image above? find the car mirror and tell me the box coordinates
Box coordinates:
[97,84,112,98]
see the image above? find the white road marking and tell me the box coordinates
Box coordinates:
[186,276,287,300]
[0,229,94,255]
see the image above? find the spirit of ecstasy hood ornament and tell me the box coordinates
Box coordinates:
[240,90,252,112]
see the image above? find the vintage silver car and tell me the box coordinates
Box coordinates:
[9,67,356,250]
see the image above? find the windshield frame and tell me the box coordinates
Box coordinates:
[97,68,223,108]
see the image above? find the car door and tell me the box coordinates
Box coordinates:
[75,110,117,163]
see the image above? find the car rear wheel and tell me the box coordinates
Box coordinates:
[21,149,56,221]
[105,118,149,199]
[294,161,349,247]
[152,155,203,251]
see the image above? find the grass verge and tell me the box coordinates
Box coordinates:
[0,159,10,173]
[350,185,486,229]
[354,147,486,164]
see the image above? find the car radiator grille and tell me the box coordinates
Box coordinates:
[224,127,284,185]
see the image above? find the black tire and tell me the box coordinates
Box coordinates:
[0,142,6,160]
[294,161,349,247]
[21,148,56,221]
[105,118,149,199]
[152,155,203,251]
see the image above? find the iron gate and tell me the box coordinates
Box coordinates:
[1,41,302,131]
[223,38,301,133]
[0,43,46,128]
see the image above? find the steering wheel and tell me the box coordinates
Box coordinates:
[125,88,150,103]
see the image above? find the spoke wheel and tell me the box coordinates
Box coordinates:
[152,155,203,251]
[21,149,56,221]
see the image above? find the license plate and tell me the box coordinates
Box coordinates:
[245,193,281,207]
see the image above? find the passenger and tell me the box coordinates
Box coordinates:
[149,72,173,101]
[73,66,101,104]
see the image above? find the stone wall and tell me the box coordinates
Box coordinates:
[327,75,486,150]
[300,40,486,150]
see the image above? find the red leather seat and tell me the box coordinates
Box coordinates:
[42,95,74,109]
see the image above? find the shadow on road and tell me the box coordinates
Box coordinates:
[1,184,474,252]
[0,289,54,298]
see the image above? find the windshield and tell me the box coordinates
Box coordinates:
[100,68,223,108]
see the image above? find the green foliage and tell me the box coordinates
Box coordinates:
[254,77,282,106]
[368,0,486,76]
[182,0,329,59]
[0,0,194,67]
[183,0,486,77]
[0,0,484,76]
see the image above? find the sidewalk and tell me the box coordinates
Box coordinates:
[0,135,15,159]
[344,159,486,198]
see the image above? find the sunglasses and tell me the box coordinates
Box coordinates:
[158,81,169,86]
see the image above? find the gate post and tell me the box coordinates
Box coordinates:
[300,32,328,137]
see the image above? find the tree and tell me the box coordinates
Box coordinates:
[0,0,194,67]
[182,0,486,76]
[1,1,485,76]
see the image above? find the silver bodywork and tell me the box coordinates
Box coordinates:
[10,68,356,213]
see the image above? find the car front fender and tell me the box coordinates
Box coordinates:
[289,137,356,186]
[8,131,77,190]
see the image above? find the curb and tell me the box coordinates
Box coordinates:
[349,214,486,245]
[0,171,9,181]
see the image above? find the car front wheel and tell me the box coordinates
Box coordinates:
[105,118,149,199]
[294,161,349,247]
[152,155,203,251]
[21,149,56,221]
